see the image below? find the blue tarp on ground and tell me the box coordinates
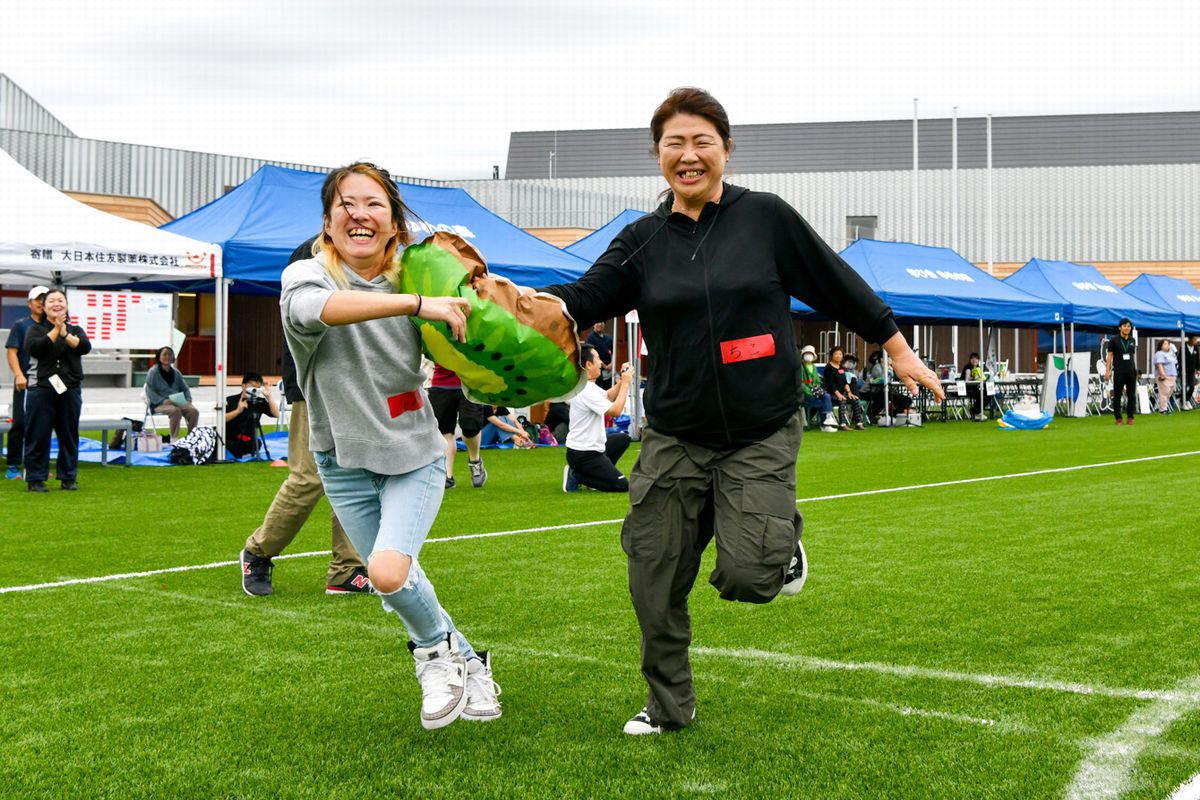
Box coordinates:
[1004,259,1183,333]
[159,165,591,291]
[565,209,649,262]
[1123,273,1200,334]
[836,239,1066,326]
[72,431,291,466]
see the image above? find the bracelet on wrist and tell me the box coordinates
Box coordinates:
[413,294,423,316]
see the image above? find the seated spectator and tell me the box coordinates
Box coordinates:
[225,371,279,459]
[823,346,865,430]
[960,352,986,421]
[563,344,633,493]
[145,346,200,442]
[797,345,834,428]
[480,406,535,449]
[544,401,570,445]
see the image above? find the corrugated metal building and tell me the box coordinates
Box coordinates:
[479,111,1200,278]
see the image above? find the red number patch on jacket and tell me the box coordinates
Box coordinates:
[387,391,424,418]
[720,333,776,364]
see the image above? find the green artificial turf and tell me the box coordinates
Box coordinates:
[2,413,1199,799]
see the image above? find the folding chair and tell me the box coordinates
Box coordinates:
[141,386,165,436]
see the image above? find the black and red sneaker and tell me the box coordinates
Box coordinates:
[326,567,373,596]
[240,549,274,597]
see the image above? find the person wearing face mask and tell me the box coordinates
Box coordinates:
[538,87,941,735]
[959,352,987,421]
[281,162,499,730]
[144,346,200,442]
[22,288,91,492]
[797,344,835,430]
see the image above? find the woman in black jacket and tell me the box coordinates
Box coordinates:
[823,346,865,430]
[539,87,942,735]
[23,289,91,492]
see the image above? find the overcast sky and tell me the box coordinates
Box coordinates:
[3,0,1198,180]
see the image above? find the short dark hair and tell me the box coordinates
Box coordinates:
[1118,317,1132,327]
[828,345,844,360]
[580,343,597,366]
[650,87,732,155]
[242,372,264,386]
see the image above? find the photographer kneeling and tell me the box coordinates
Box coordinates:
[225,371,279,459]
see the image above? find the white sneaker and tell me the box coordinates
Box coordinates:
[623,708,663,735]
[462,650,502,722]
[780,539,808,596]
[623,706,695,735]
[823,413,837,427]
[411,635,468,730]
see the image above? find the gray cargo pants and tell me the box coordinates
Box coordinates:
[621,412,803,731]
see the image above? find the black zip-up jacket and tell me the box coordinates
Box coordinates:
[25,319,92,390]
[541,184,899,450]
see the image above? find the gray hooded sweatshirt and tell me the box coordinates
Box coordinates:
[280,254,443,475]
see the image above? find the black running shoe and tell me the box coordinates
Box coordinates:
[27,480,49,493]
[326,567,373,595]
[240,549,274,596]
[780,539,808,596]
[445,476,457,489]
[61,480,78,491]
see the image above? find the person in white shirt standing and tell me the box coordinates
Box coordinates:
[563,343,633,492]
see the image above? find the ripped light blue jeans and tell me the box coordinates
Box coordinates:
[314,450,476,658]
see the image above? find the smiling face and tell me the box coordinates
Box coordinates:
[43,290,68,320]
[584,349,602,381]
[1119,321,1133,337]
[323,173,400,275]
[656,113,730,215]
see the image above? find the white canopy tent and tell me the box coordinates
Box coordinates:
[0,148,228,445]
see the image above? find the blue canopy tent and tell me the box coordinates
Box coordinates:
[1003,259,1182,334]
[837,240,1066,326]
[1123,273,1200,334]
[152,165,591,446]
[565,209,649,263]
[161,165,591,291]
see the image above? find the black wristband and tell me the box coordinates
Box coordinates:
[414,294,423,317]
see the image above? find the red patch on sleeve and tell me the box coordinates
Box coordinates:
[720,333,776,364]
[387,391,424,418]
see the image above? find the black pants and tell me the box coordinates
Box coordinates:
[566,432,631,492]
[6,387,26,467]
[1113,372,1137,419]
[24,385,83,483]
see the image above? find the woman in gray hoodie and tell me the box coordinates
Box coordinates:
[281,162,499,731]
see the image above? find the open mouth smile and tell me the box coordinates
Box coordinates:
[348,228,375,241]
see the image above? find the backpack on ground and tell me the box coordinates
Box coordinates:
[169,426,218,465]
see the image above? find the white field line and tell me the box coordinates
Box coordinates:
[3,448,1197,597]
[691,647,1200,705]
[1063,675,1200,800]
[1169,773,1200,800]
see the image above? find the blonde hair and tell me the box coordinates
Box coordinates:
[318,162,413,289]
